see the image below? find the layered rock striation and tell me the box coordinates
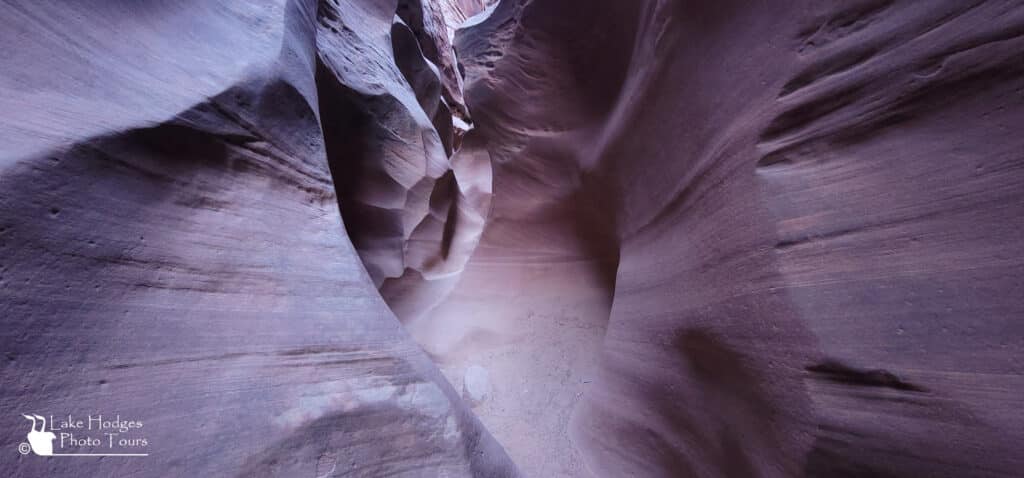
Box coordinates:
[2,0,1023,477]
[441,0,1024,476]
[0,1,513,476]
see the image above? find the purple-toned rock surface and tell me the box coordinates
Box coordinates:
[431,0,1023,476]
[438,0,494,30]
[0,1,514,476]
[2,0,1023,477]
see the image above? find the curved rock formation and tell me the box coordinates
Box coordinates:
[316,0,487,321]
[2,0,1023,477]
[432,0,1024,476]
[0,1,513,476]
[439,0,495,30]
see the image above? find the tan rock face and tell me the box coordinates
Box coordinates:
[2,0,1023,477]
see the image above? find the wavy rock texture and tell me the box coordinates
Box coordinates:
[0,1,514,476]
[439,0,496,30]
[2,0,1023,477]
[421,0,1023,476]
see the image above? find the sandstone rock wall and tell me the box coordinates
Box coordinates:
[0,1,515,476]
[444,0,1024,476]
[1,0,1022,477]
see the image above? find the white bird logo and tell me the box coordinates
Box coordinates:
[21,414,56,456]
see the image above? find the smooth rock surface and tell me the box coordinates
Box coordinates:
[0,1,516,476]
[417,0,1024,476]
[2,0,1023,477]
[463,365,491,405]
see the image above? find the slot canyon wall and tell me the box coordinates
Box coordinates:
[1,1,1022,478]
[0,0,515,476]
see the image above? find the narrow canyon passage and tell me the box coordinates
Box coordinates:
[320,1,622,474]
[1,0,1023,477]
